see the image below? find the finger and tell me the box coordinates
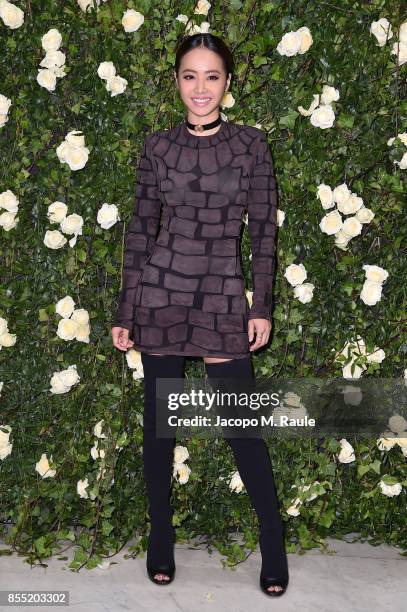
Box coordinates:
[250,330,268,351]
[248,320,255,343]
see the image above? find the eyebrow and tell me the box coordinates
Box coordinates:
[181,69,221,74]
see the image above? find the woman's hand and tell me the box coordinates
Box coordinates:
[112,326,134,352]
[248,318,271,352]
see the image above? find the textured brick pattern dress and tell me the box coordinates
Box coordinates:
[114,118,278,359]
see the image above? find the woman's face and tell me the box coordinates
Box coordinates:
[174,46,231,123]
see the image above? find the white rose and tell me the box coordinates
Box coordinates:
[320,209,343,235]
[400,22,407,44]
[356,206,375,223]
[276,31,302,56]
[75,323,90,343]
[229,471,244,493]
[391,40,407,66]
[293,282,314,303]
[71,308,89,325]
[97,202,119,229]
[50,372,71,394]
[287,498,302,516]
[298,93,320,116]
[337,439,355,463]
[47,201,68,223]
[54,66,66,78]
[57,318,79,340]
[317,183,334,209]
[94,420,107,439]
[221,91,235,108]
[320,85,340,105]
[0,331,16,347]
[37,69,57,92]
[194,0,211,16]
[60,213,84,235]
[379,480,402,497]
[186,21,210,35]
[388,414,407,434]
[277,209,285,226]
[377,437,397,451]
[297,26,313,54]
[342,216,362,238]
[310,104,335,129]
[65,130,85,148]
[61,143,89,171]
[0,0,24,29]
[77,478,89,498]
[174,445,189,464]
[176,14,189,23]
[337,192,363,215]
[394,151,407,169]
[77,0,101,12]
[41,27,62,51]
[396,131,407,146]
[0,318,8,334]
[0,94,12,115]
[40,50,66,70]
[0,424,12,459]
[174,462,191,484]
[333,182,351,206]
[370,18,393,47]
[360,280,382,305]
[59,364,80,387]
[362,264,389,284]
[284,263,307,286]
[97,61,116,80]
[126,349,142,369]
[43,229,67,249]
[283,392,302,408]
[105,74,128,97]
[333,230,350,249]
[35,453,56,478]
[55,295,75,318]
[0,114,8,128]
[0,189,18,212]
[122,9,144,33]
[366,347,385,363]
[0,211,18,230]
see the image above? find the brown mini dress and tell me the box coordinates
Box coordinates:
[114,118,278,359]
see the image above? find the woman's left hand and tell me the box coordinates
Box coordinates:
[248,318,271,352]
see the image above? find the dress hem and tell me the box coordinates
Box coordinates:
[134,347,250,360]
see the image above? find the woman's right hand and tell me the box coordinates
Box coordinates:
[112,326,134,352]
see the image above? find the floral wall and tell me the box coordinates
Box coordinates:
[0,0,406,567]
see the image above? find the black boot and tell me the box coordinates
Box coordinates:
[205,357,289,596]
[141,353,185,585]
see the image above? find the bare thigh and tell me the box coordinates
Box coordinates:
[203,357,233,364]
[148,354,233,363]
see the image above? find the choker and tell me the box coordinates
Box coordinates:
[186,116,222,133]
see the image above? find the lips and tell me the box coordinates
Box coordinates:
[192,98,211,106]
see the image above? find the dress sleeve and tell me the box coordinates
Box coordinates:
[114,135,161,330]
[246,132,278,321]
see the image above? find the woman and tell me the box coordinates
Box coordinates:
[111,33,289,597]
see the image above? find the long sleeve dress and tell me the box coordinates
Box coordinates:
[113,118,278,359]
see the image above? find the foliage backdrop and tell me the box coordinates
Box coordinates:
[0,0,406,569]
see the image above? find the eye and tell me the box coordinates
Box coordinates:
[183,75,219,80]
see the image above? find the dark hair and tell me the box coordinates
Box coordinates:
[174,33,234,86]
